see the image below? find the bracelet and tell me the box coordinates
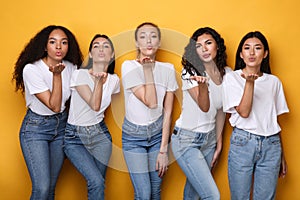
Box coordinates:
[159,151,167,154]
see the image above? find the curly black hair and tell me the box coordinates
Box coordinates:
[182,27,227,78]
[12,25,83,93]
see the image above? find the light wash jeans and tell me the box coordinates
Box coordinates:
[19,109,67,200]
[122,116,163,200]
[228,127,282,200]
[64,121,112,200]
[171,127,220,200]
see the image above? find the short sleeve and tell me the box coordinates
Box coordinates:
[112,74,120,94]
[166,64,179,92]
[275,79,289,115]
[121,60,144,90]
[23,64,49,95]
[70,69,90,88]
[222,71,243,113]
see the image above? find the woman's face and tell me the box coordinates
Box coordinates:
[195,33,218,63]
[240,37,268,69]
[135,25,160,59]
[45,29,68,63]
[89,37,114,66]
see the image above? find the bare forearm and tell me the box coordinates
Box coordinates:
[49,75,63,113]
[88,80,103,111]
[236,81,254,118]
[197,84,209,112]
[143,66,157,108]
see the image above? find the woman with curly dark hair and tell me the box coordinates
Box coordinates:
[171,27,231,199]
[12,25,83,200]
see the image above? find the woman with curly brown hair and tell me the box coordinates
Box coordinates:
[171,27,231,200]
[13,25,83,200]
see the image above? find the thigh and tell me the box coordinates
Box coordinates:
[65,143,104,183]
[253,135,282,200]
[89,125,112,168]
[20,132,51,188]
[228,129,255,200]
[177,146,218,199]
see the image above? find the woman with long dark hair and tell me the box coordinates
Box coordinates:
[171,27,230,199]
[13,25,83,200]
[223,31,289,200]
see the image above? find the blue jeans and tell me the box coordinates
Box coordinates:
[228,127,282,200]
[122,116,163,200]
[64,121,112,200]
[19,109,67,200]
[171,127,219,200]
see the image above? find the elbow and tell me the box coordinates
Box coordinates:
[51,107,61,113]
[144,99,158,109]
[146,103,158,109]
[200,105,210,113]
[91,105,101,112]
[199,102,210,113]
[239,112,250,118]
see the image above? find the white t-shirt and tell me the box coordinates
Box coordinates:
[122,60,178,125]
[67,69,120,126]
[23,59,76,115]
[175,67,232,132]
[222,69,289,136]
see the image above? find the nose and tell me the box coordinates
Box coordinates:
[250,47,255,55]
[147,36,151,43]
[56,43,61,49]
[202,45,208,52]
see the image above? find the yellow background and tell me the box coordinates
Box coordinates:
[1,0,300,199]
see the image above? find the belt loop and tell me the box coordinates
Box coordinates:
[173,128,178,135]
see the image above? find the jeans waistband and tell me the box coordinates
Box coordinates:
[27,108,67,119]
[173,126,214,135]
[123,115,163,130]
[233,127,279,140]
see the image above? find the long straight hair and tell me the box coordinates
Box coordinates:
[235,31,271,74]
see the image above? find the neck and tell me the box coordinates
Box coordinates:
[92,63,107,73]
[204,62,219,74]
[138,54,156,61]
[43,57,61,67]
[242,66,262,76]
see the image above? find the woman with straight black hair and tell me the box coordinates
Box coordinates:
[223,31,289,200]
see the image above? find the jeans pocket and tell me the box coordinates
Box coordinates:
[122,121,139,134]
[267,135,280,145]
[230,131,249,146]
[179,132,196,148]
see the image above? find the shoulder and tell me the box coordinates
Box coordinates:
[122,60,137,67]
[63,60,77,71]
[223,70,241,83]
[23,60,43,74]
[264,73,282,84]
[121,60,139,74]
[156,61,174,69]
[109,73,120,82]
[224,66,233,73]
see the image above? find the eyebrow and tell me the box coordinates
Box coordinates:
[92,41,110,45]
[196,39,212,45]
[139,31,157,34]
[244,43,263,46]
[48,37,68,40]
